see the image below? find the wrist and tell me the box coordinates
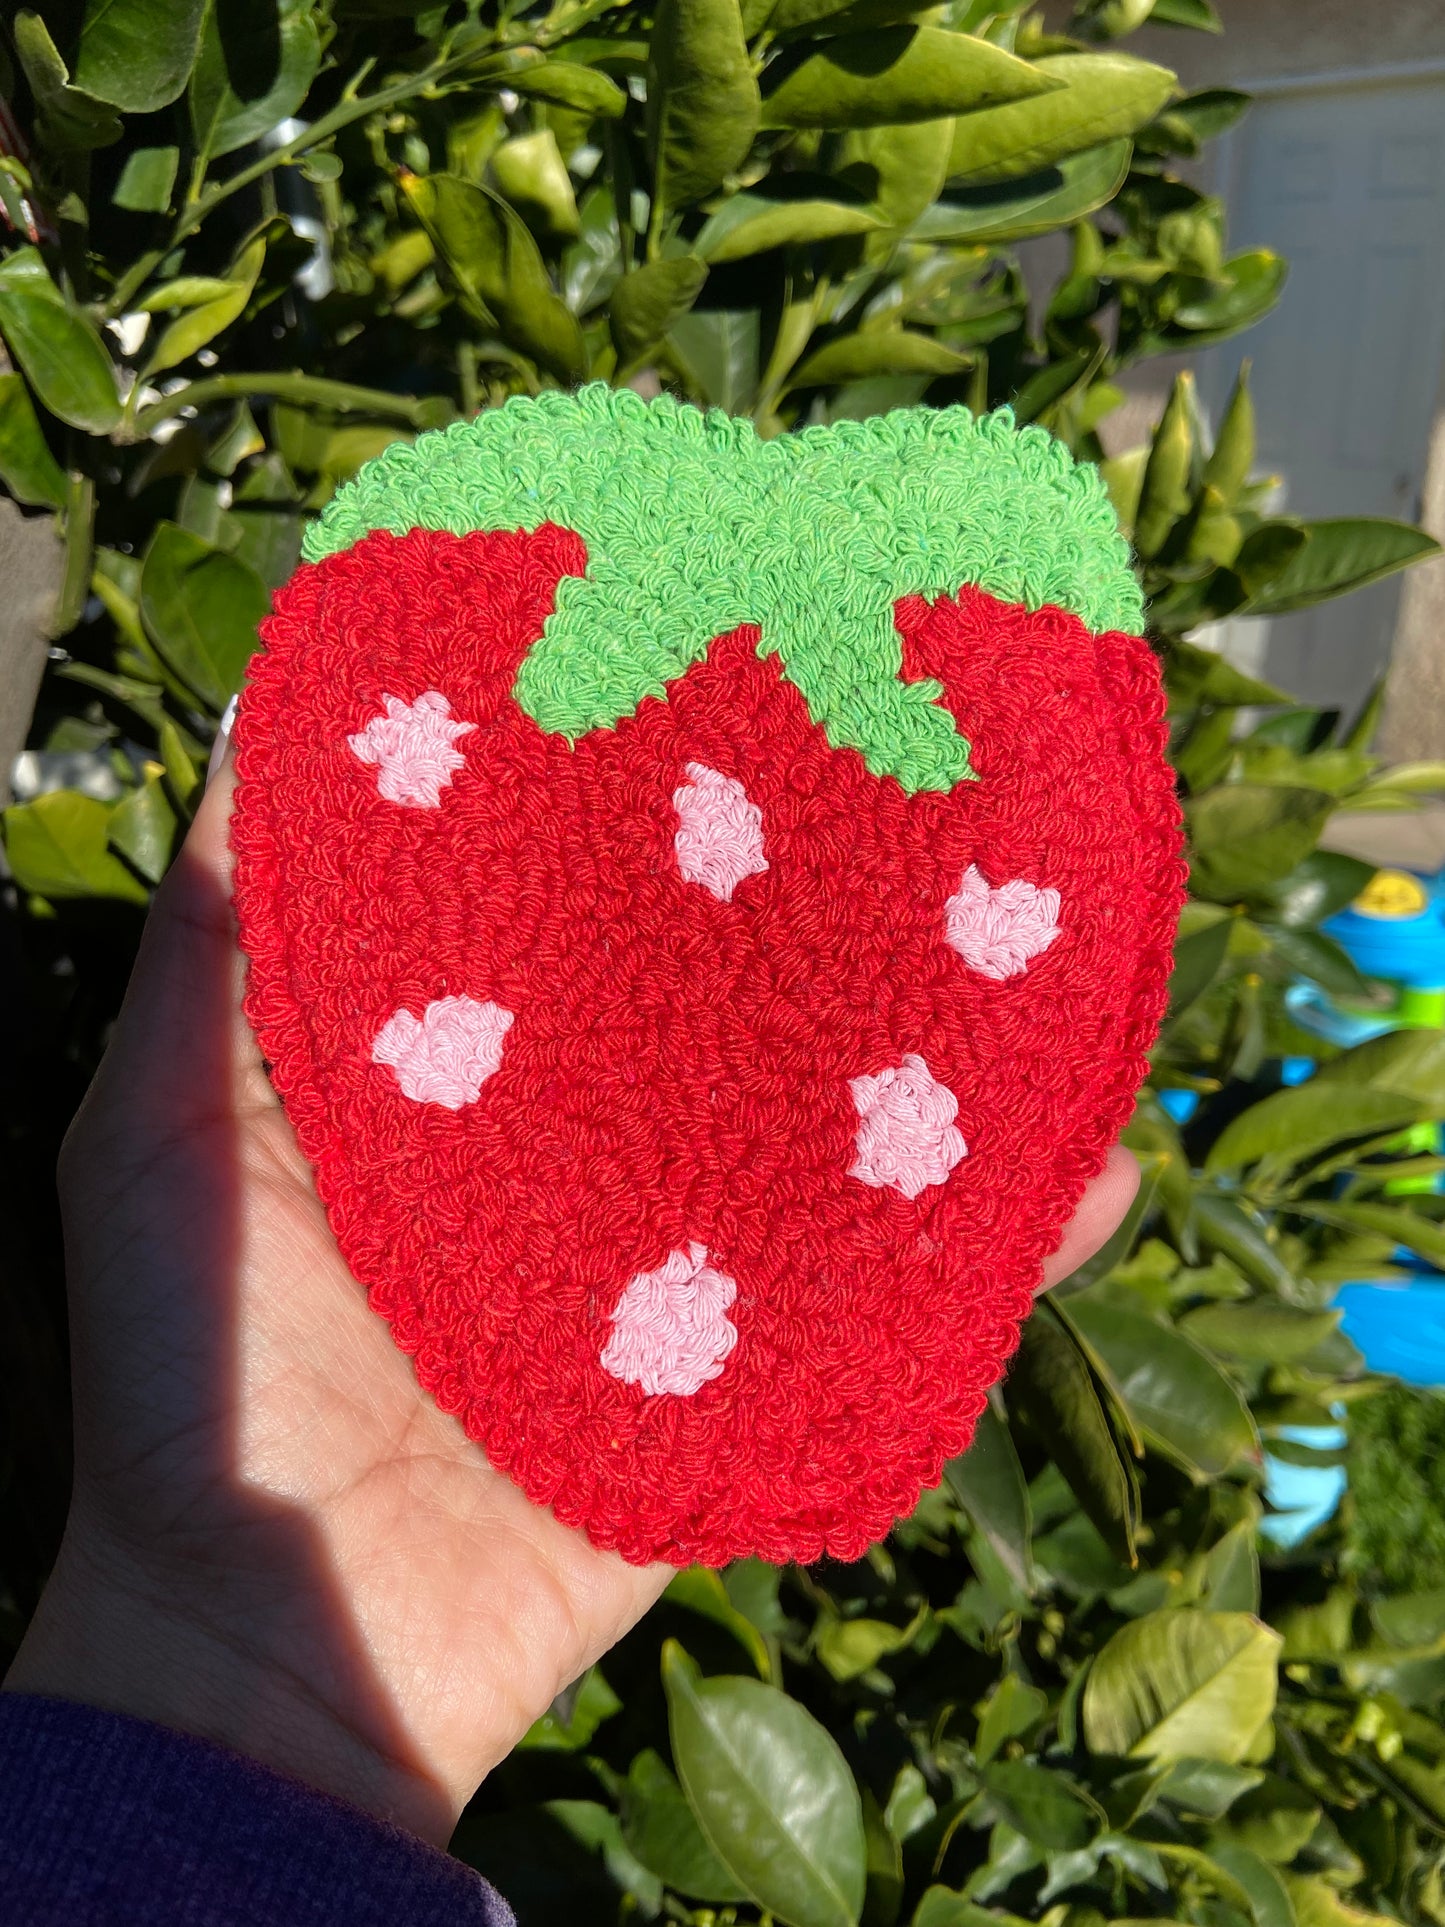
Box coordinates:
[4,1517,457,1845]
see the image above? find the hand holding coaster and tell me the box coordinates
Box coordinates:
[230,385,1185,1567]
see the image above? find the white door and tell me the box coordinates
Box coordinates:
[1200,75,1445,713]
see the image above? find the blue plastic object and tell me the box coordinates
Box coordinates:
[1326,884,1445,991]
[1260,1424,1347,1547]
[1336,1279,1445,1386]
[1157,1088,1200,1125]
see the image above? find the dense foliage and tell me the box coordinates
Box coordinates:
[5,1,1445,1923]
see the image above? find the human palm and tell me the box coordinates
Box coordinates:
[7,758,1138,1844]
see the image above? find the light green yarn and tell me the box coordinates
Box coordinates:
[304,384,1142,794]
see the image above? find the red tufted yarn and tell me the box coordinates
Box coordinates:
[230,523,1185,1567]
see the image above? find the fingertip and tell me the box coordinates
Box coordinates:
[1038,1142,1141,1293]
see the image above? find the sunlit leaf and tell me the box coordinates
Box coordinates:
[761,26,1055,130]
[140,522,269,712]
[1065,1292,1258,1480]
[1244,518,1441,617]
[190,0,322,160]
[3,791,148,904]
[913,139,1131,244]
[74,0,206,111]
[1084,1609,1281,1764]
[663,1641,867,1927]
[0,249,121,433]
[145,234,265,377]
[945,52,1175,183]
[0,371,66,510]
[649,0,760,214]
[611,257,708,366]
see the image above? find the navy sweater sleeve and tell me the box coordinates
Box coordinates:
[0,1693,513,1927]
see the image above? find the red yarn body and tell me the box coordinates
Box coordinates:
[231,524,1184,1567]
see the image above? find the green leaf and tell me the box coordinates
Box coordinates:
[1168,915,1231,1018]
[662,1641,867,1927]
[13,10,122,150]
[190,0,322,160]
[667,306,760,411]
[1159,1758,1264,1818]
[622,1748,752,1902]
[1065,1293,1258,1481]
[0,372,67,510]
[401,172,586,383]
[108,773,180,885]
[816,1611,922,1683]
[1190,1192,1295,1295]
[945,52,1174,183]
[1290,1198,1445,1271]
[1150,0,1223,25]
[1285,1876,1396,1927]
[944,1400,1032,1593]
[695,188,880,261]
[974,1674,1048,1767]
[74,0,206,111]
[1181,1300,1343,1368]
[491,130,581,240]
[980,1761,1097,1851]
[1008,1308,1138,1565]
[1186,785,1334,902]
[789,330,968,387]
[271,407,409,482]
[1253,849,1374,930]
[3,791,148,904]
[1204,1085,1428,1176]
[113,144,179,212]
[834,119,953,230]
[860,1788,903,1927]
[611,257,709,366]
[509,60,627,119]
[1166,637,1290,708]
[1216,1775,1325,1865]
[648,0,760,215]
[915,138,1131,244]
[1243,517,1441,617]
[1135,370,1194,559]
[140,522,269,712]
[760,27,1055,131]
[1202,361,1254,506]
[1083,1609,1281,1764]
[1011,347,1099,426]
[1173,249,1287,336]
[911,1891,1011,1927]
[1312,1026,1445,1105]
[1203,1513,1261,1615]
[666,1565,771,1678]
[1204,1843,1295,1927]
[517,1664,622,1749]
[1150,87,1250,148]
[145,234,265,378]
[0,249,121,434]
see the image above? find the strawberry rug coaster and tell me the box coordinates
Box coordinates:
[230,384,1185,1568]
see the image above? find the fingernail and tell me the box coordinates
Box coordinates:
[207,693,239,787]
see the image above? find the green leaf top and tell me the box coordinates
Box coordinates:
[303,385,1141,794]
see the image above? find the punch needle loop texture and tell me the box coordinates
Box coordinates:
[231,388,1185,1568]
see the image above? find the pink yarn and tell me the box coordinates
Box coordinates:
[944,863,1061,981]
[600,1241,740,1397]
[849,1054,967,1200]
[372,996,514,1108]
[349,690,475,807]
[673,761,768,902]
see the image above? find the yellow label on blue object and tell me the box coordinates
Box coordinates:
[1353,868,1430,920]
